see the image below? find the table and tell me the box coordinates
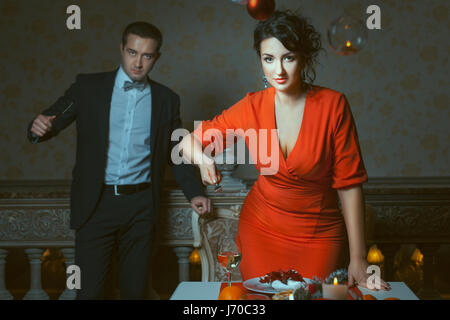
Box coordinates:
[170,281,420,300]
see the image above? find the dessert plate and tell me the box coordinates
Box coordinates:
[243,277,313,294]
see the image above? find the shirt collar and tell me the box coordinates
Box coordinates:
[115,65,148,89]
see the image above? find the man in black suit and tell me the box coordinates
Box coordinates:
[27,22,210,299]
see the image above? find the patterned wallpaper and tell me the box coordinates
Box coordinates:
[0,0,448,180]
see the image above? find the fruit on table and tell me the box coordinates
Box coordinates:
[362,294,377,300]
[384,297,400,300]
[218,286,247,300]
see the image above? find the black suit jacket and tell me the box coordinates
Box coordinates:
[27,69,205,230]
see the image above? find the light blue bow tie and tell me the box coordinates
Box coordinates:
[123,81,146,91]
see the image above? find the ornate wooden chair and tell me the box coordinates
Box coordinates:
[192,205,242,282]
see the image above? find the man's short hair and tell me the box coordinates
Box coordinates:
[121,21,163,52]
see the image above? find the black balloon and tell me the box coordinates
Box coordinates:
[246,0,275,21]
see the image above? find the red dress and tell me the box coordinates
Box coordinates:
[194,86,368,281]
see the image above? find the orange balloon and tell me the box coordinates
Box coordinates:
[218,286,247,300]
[362,294,377,300]
[246,0,275,21]
[384,297,400,300]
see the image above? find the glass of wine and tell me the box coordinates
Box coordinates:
[217,237,241,286]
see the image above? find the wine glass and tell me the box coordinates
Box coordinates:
[217,237,241,286]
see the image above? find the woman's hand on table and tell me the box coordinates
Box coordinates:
[347,257,391,291]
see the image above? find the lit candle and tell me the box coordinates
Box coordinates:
[338,40,359,56]
[322,277,348,300]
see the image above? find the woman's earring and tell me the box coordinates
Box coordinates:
[263,76,269,89]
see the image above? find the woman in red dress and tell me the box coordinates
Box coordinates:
[180,11,389,290]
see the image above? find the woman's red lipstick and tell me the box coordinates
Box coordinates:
[274,78,287,84]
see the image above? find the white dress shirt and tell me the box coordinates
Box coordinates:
[104,66,152,185]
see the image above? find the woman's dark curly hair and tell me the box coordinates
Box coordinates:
[254,10,324,88]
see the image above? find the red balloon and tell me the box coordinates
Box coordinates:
[246,0,276,21]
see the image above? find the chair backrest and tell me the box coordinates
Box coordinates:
[192,205,242,282]
[192,203,375,282]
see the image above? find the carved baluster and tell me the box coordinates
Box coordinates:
[417,243,441,299]
[58,248,76,300]
[173,247,192,282]
[378,243,400,281]
[0,249,13,300]
[23,248,49,300]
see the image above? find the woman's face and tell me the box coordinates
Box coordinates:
[260,37,303,93]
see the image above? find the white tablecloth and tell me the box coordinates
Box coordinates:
[170,281,419,300]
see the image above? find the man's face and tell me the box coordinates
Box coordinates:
[120,34,160,82]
